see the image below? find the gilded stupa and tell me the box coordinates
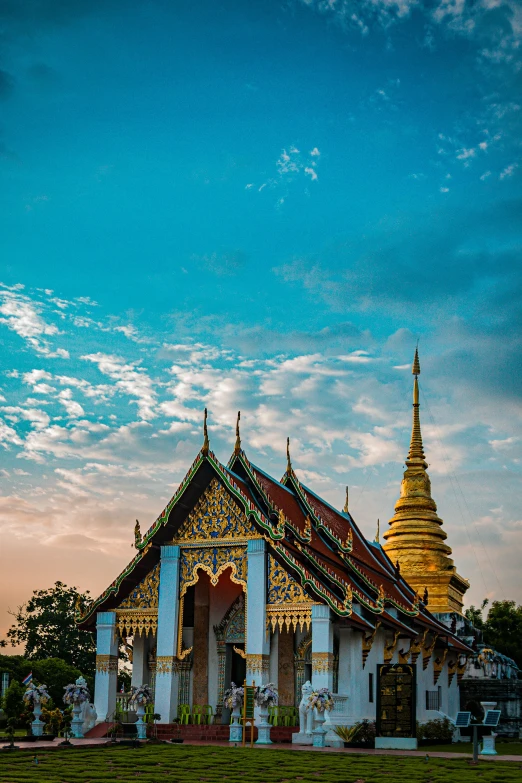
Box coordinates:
[383,349,469,614]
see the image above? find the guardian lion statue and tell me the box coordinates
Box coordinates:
[298,680,314,735]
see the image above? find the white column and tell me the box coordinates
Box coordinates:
[311,604,334,691]
[154,545,181,724]
[94,611,118,723]
[131,633,149,688]
[246,539,269,685]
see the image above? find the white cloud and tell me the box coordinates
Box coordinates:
[499,163,518,180]
[58,389,85,419]
[0,289,69,358]
[81,353,157,420]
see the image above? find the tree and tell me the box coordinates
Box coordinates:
[6,582,96,674]
[2,681,25,725]
[483,600,522,669]
[465,598,489,630]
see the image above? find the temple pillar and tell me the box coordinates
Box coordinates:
[246,539,269,684]
[131,633,149,688]
[193,573,210,705]
[154,545,180,724]
[278,630,295,705]
[94,612,118,723]
[311,604,334,691]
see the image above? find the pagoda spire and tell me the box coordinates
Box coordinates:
[408,347,426,467]
[383,347,469,614]
[234,411,241,455]
[202,408,209,456]
[286,437,292,474]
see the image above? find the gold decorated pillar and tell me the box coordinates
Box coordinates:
[383,349,469,614]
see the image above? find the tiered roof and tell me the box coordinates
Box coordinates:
[77,435,469,652]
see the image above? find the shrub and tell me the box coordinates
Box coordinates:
[417,717,453,742]
[334,719,376,743]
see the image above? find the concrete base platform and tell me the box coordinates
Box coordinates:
[375,737,417,750]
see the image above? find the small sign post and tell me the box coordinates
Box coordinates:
[242,680,256,748]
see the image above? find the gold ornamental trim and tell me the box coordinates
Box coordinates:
[433,648,448,684]
[312,652,334,674]
[422,633,438,670]
[116,609,158,637]
[246,654,269,676]
[266,604,313,634]
[174,477,256,542]
[361,621,381,668]
[383,630,400,664]
[96,654,118,674]
[156,656,177,675]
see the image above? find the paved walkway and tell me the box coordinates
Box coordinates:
[2,737,521,763]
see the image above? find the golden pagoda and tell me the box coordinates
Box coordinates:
[383,348,469,614]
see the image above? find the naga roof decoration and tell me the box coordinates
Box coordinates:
[76,439,469,652]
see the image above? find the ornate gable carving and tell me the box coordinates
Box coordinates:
[118,563,160,609]
[268,554,312,604]
[175,478,255,541]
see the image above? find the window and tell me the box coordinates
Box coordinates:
[425,690,440,710]
[369,672,374,703]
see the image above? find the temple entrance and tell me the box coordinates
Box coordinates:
[229,644,246,686]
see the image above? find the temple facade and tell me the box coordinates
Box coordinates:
[78,354,471,737]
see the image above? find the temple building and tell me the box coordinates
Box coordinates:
[78,352,471,737]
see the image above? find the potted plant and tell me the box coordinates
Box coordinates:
[63,677,90,739]
[254,683,278,745]
[23,683,50,738]
[224,683,244,743]
[129,685,153,740]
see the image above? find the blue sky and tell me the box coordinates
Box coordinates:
[1,0,521,638]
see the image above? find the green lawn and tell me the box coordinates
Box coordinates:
[1,745,521,783]
[421,742,522,756]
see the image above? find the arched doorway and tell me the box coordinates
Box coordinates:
[214,593,246,721]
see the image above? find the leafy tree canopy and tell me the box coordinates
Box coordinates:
[465,599,522,669]
[483,600,522,669]
[6,582,95,674]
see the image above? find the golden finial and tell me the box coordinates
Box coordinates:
[343,486,349,514]
[234,411,241,455]
[374,518,380,543]
[74,594,82,616]
[286,437,292,473]
[412,345,421,376]
[134,519,142,549]
[408,347,425,464]
[202,408,209,456]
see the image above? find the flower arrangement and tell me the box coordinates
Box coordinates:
[223,682,244,710]
[129,685,154,707]
[308,687,334,713]
[63,680,90,706]
[255,683,278,708]
[23,683,50,707]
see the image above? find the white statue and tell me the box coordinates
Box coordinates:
[298,681,314,735]
[81,702,97,733]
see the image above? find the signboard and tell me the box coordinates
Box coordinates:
[376,664,416,738]
[242,682,256,747]
[243,685,255,721]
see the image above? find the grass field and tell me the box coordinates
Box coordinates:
[420,742,522,755]
[1,745,522,783]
